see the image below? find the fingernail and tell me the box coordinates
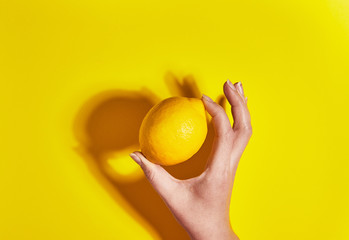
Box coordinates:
[202,94,213,102]
[227,79,236,90]
[130,153,141,165]
[237,82,245,97]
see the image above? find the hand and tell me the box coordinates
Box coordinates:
[130,80,252,240]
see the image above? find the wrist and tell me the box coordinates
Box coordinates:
[190,230,238,240]
[188,222,239,240]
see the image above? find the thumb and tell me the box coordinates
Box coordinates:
[129,151,178,199]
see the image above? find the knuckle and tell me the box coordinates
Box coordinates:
[244,125,253,136]
[213,172,231,191]
[239,124,252,137]
[143,166,156,183]
[213,103,225,117]
[205,166,232,189]
[231,92,245,106]
[148,172,156,184]
[224,130,234,141]
[217,129,233,140]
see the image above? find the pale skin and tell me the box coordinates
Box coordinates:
[130,80,252,240]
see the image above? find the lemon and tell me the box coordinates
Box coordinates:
[139,96,208,166]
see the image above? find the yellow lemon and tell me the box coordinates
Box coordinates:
[139,96,208,166]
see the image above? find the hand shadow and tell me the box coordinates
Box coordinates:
[73,73,227,240]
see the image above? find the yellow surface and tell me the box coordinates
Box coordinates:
[139,97,207,165]
[0,0,348,239]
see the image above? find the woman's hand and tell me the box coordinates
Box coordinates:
[130,80,252,240]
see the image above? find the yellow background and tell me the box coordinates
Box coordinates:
[1,0,348,239]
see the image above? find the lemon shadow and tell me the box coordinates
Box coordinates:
[73,74,226,240]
